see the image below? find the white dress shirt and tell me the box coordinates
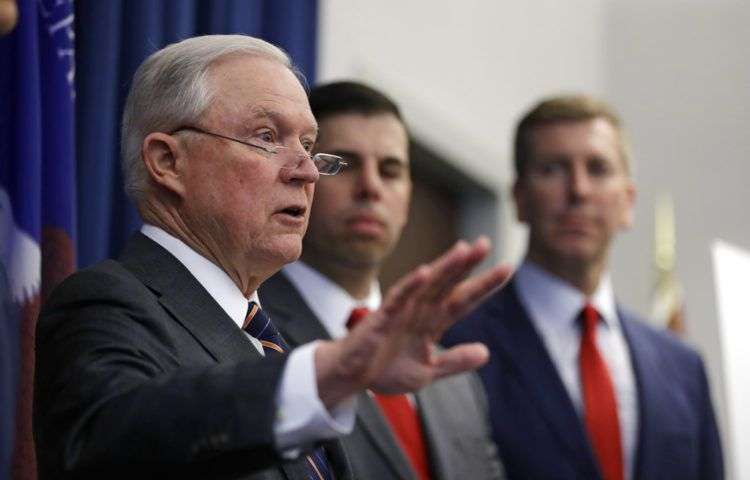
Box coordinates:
[141,225,355,452]
[282,261,381,340]
[514,260,639,480]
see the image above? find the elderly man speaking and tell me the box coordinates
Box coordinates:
[32,35,510,480]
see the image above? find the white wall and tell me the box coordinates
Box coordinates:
[604,5,750,476]
[318,1,749,475]
[318,0,610,258]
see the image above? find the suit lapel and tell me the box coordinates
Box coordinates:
[415,388,449,480]
[356,392,417,480]
[323,439,354,480]
[487,283,599,477]
[260,272,416,480]
[618,310,668,480]
[120,235,353,480]
[258,272,333,344]
[120,233,262,364]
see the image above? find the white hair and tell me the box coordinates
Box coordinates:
[121,34,303,203]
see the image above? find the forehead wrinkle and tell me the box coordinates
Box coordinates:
[203,56,317,138]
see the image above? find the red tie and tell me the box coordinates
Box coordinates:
[579,304,623,480]
[347,308,432,480]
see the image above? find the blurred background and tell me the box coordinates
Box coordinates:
[2,0,748,478]
[318,2,749,477]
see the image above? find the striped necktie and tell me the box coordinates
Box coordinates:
[347,307,432,480]
[244,301,335,480]
[244,301,286,354]
[579,303,623,480]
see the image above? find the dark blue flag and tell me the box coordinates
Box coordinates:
[0,0,75,478]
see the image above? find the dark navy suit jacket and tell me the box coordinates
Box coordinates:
[442,280,723,480]
[34,234,351,480]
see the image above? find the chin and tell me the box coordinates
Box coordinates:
[549,244,600,265]
[348,243,391,264]
[280,245,303,265]
[264,238,303,268]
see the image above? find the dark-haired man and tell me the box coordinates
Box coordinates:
[260,81,505,480]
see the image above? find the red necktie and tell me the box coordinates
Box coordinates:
[347,308,431,480]
[579,303,623,480]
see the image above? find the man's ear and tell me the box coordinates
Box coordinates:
[141,132,187,198]
[620,180,637,229]
[513,178,528,223]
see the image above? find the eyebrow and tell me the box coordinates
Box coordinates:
[248,106,274,121]
[247,106,319,135]
[328,150,408,166]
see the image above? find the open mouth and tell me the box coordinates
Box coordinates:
[279,206,306,218]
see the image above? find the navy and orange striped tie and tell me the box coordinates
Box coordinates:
[244,301,335,480]
[244,301,286,355]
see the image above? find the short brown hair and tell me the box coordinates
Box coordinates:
[513,94,630,177]
[309,81,403,124]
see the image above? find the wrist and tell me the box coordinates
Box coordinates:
[314,340,360,409]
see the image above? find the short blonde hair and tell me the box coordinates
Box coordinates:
[514,94,631,177]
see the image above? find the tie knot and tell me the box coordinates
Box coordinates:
[243,301,264,332]
[581,303,600,331]
[347,307,370,330]
[244,301,287,354]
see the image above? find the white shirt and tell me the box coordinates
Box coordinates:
[141,225,355,452]
[283,261,381,340]
[514,260,639,480]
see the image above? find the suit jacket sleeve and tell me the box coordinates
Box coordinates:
[34,263,288,478]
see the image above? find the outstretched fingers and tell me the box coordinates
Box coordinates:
[362,237,507,395]
[442,263,512,328]
[380,263,432,326]
[418,237,491,305]
[431,343,490,380]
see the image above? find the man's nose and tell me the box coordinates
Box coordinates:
[281,148,320,184]
[356,161,383,200]
[568,165,592,199]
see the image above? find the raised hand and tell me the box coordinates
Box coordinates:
[314,236,512,408]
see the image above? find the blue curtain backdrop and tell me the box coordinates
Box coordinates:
[0,1,76,478]
[0,2,317,479]
[75,0,318,267]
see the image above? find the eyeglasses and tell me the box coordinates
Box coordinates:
[170,126,347,175]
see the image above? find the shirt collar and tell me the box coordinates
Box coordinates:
[141,224,257,330]
[515,259,619,330]
[282,261,381,339]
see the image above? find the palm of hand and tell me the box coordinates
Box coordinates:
[342,238,509,394]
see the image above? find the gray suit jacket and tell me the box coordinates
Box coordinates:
[259,271,505,480]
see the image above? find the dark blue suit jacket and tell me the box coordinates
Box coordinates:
[442,280,723,480]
